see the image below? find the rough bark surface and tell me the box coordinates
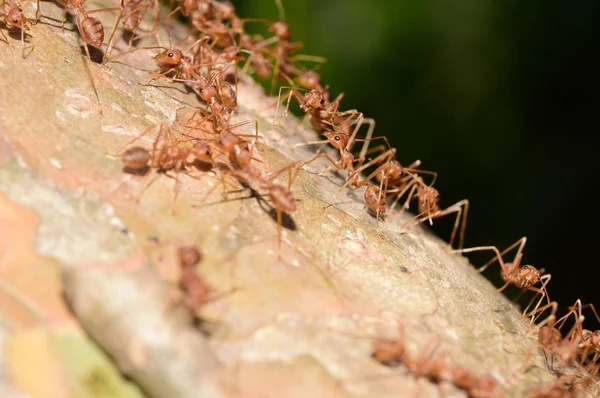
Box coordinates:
[0,1,588,397]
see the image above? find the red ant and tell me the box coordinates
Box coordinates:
[359,319,502,397]
[392,175,469,249]
[524,300,584,369]
[453,237,550,294]
[548,300,600,372]
[529,373,595,398]
[336,147,438,220]
[177,245,213,317]
[112,123,217,210]
[1,0,38,57]
[56,0,121,53]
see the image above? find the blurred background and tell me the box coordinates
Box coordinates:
[232,0,600,326]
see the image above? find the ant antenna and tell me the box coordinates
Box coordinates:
[275,0,285,21]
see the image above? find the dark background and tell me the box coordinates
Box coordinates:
[232,0,600,328]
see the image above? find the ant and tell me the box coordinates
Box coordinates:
[112,123,216,209]
[118,0,160,47]
[336,147,438,220]
[367,319,502,397]
[525,300,584,369]
[397,175,469,249]
[530,373,595,398]
[550,300,600,372]
[55,0,121,53]
[453,237,550,295]
[1,0,38,58]
[177,245,213,318]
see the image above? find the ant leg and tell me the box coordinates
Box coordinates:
[449,200,469,249]
[81,41,103,115]
[357,118,378,160]
[105,124,160,158]
[404,166,438,187]
[337,149,397,194]
[292,139,330,149]
[34,0,40,22]
[452,244,507,274]
[228,119,261,144]
[301,153,344,176]
[0,28,11,46]
[375,171,386,221]
[555,299,584,339]
[162,171,183,214]
[59,3,68,32]
[580,303,600,325]
[270,86,305,128]
[524,301,558,328]
[522,274,552,318]
[106,45,166,63]
[103,8,123,63]
[20,24,31,58]
[469,237,527,274]
[388,179,419,213]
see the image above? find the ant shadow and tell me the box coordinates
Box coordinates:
[37,14,66,29]
[6,27,33,43]
[204,183,298,232]
[366,207,386,222]
[120,30,141,47]
[79,44,104,63]
[249,186,297,231]
[123,166,150,176]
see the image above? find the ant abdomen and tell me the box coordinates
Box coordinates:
[364,185,385,214]
[121,146,150,170]
[298,71,321,89]
[121,0,143,32]
[80,16,104,48]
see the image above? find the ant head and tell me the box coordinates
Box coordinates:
[178,246,202,269]
[223,46,243,61]
[323,131,347,150]
[300,89,326,111]
[7,8,28,29]
[422,185,440,202]
[192,142,212,162]
[451,365,478,389]
[298,71,321,89]
[198,83,218,102]
[269,21,292,41]
[592,331,600,349]
[219,131,244,152]
[371,338,404,367]
[387,160,403,180]
[154,49,183,68]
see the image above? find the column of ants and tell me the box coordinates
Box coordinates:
[5,0,599,395]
